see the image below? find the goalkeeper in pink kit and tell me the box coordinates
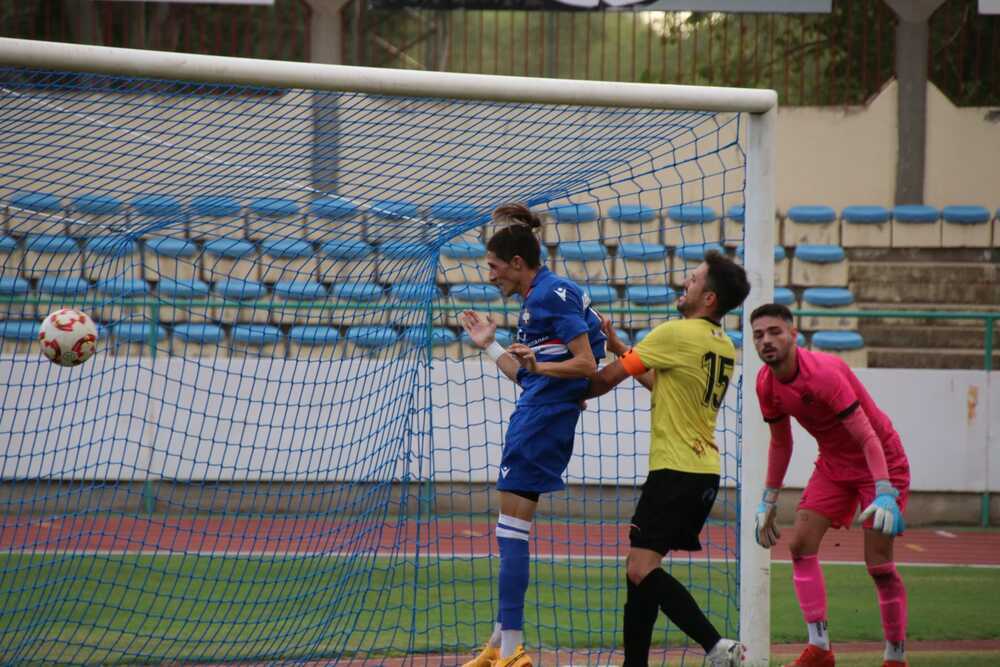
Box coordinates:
[749,303,910,667]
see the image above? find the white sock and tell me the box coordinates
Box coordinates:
[500,629,523,659]
[487,622,502,648]
[807,620,830,650]
[885,640,905,661]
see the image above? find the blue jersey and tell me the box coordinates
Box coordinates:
[514,267,606,406]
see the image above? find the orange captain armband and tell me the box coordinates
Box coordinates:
[620,348,650,377]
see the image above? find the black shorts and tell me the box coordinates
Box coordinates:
[629,468,721,555]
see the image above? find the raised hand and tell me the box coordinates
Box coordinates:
[459,310,497,349]
[507,343,538,373]
[859,480,905,536]
[600,314,628,356]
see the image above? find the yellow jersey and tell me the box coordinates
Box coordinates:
[620,317,735,475]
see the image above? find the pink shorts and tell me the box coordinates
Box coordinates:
[798,464,910,530]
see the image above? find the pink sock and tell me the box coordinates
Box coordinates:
[792,555,828,623]
[868,562,908,643]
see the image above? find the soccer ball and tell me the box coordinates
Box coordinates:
[38,308,99,367]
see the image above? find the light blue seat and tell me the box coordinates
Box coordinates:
[22,234,81,280]
[583,284,619,308]
[8,191,63,236]
[547,203,600,243]
[259,238,317,283]
[329,281,384,326]
[841,205,892,248]
[616,242,669,285]
[439,239,488,284]
[892,204,939,223]
[812,331,868,366]
[891,205,940,248]
[774,287,796,306]
[36,277,92,317]
[0,319,40,352]
[842,205,890,224]
[448,282,506,326]
[212,279,268,324]
[188,195,244,241]
[273,280,329,325]
[726,330,743,349]
[247,197,302,241]
[390,282,443,323]
[306,196,361,242]
[803,287,854,308]
[71,193,125,237]
[82,235,139,282]
[785,205,839,246]
[345,325,399,356]
[792,244,848,287]
[170,323,225,356]
[402,326,459,359]
[156,278,210,323]
[942,205,992,248]
[318,238,375,283]
[131,194,184,239]
[0,277,31,320]
[367,199,421,244]
[674,243,726,285]
[665,204,720,247]
[202,238,258,282]
[95,278,150,322]
[110,322,166,356]
[288,325,342,359]
[0,235,21,279]
[625,285,676,329]
[606,203,657,246]
[231,324,284,357]
[800,287,857,332]
[787,205,836,224]
[379,240,434,282]
[556,240,610,283]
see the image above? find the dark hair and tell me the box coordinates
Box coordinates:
[704,249,750,317]
[750,302,795,324]
[486,203,543,268]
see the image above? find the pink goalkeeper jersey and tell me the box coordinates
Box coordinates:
[756,347,908,483]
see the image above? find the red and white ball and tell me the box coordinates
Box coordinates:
[38,308,98,367]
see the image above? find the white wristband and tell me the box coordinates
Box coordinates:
[486,341,507,362]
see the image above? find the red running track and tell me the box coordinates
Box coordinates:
[0,516,997,565]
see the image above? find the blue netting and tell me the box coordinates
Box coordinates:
[0,66,746,664]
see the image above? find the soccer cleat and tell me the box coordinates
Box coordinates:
[783,644,835,667]
[495,645,532,667]
[460,645,499,667]
[707,638,746,666]
[881,661,907,667]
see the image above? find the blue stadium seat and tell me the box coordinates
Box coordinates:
[554,241,610,283]
[784,205,839,246]
[95,278,150,323]
[231,324,284,357]
[665,204,720,248]
[582,284,620,316]
[70,193,125,237]
[247,197,302,242]
[674,242,726,286]
[942,205,991,248]
[429,201,482,244]
[439,239,488,284]
[259,238,317,284]
[144,237,199,283]
[791,244,847,287]
[625,285,676,329]
[378,240,434,283]
[329,281,386,326]
[390,282,444,325]
[841,205,890,248]
[8,191,63,236]
[0,319,40,354]
[156,278,210,324]
[131,194,184,239]
[110,322,166,356]
[546,203,600,244]
[189,195,244,241]
[307,196,361,243]
[447,283,508,326]
[202,238,258,283]
[368,199,421,244]
[801,286,857,332]
[401,325,460,360]
[605,203,658,247]
[615,242,669,285]
[288,325,342,360]
[171,323,225,357]
[891,204,940,248]
[0,277,30,321]
[36,276,92,319]
[0,235,21,278]
[811,330,867,367]
[736,244,789,286]
[212,279,268,324]
[344,325,399,358]
[22,234,81,280]
[84,235,141,282]
[272,280,329,326]
[318,238,376,284]
[774,286,797,307]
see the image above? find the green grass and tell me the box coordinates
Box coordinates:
[0,555,996,664]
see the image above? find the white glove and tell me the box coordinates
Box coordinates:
[754,488,780,548]
[859,480,905,536]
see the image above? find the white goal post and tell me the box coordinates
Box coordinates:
[0,36,776,665]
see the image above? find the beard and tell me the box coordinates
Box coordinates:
[677,298,691,316]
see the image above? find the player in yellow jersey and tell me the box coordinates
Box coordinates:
[587,249,751,667]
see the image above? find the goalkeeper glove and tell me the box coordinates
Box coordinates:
[754,488,780,548]
[859,480,905,536]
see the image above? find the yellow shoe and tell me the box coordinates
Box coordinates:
[496,646,533,667]
[461,645,499,667]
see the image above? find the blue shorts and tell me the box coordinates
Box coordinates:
[497,402,582,494]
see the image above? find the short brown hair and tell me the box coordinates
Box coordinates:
[704,249,750,317]
[750,302,794,324]
[486,203,543,268]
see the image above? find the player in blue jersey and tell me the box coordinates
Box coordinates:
[460,203,607,667]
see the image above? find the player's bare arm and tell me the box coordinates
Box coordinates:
[507,333,596,379]
[459,310,521,383]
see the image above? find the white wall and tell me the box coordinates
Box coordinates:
[0,356,995,492]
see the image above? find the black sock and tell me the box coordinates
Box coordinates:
[623,576,659,667]
[638,568,721,654]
